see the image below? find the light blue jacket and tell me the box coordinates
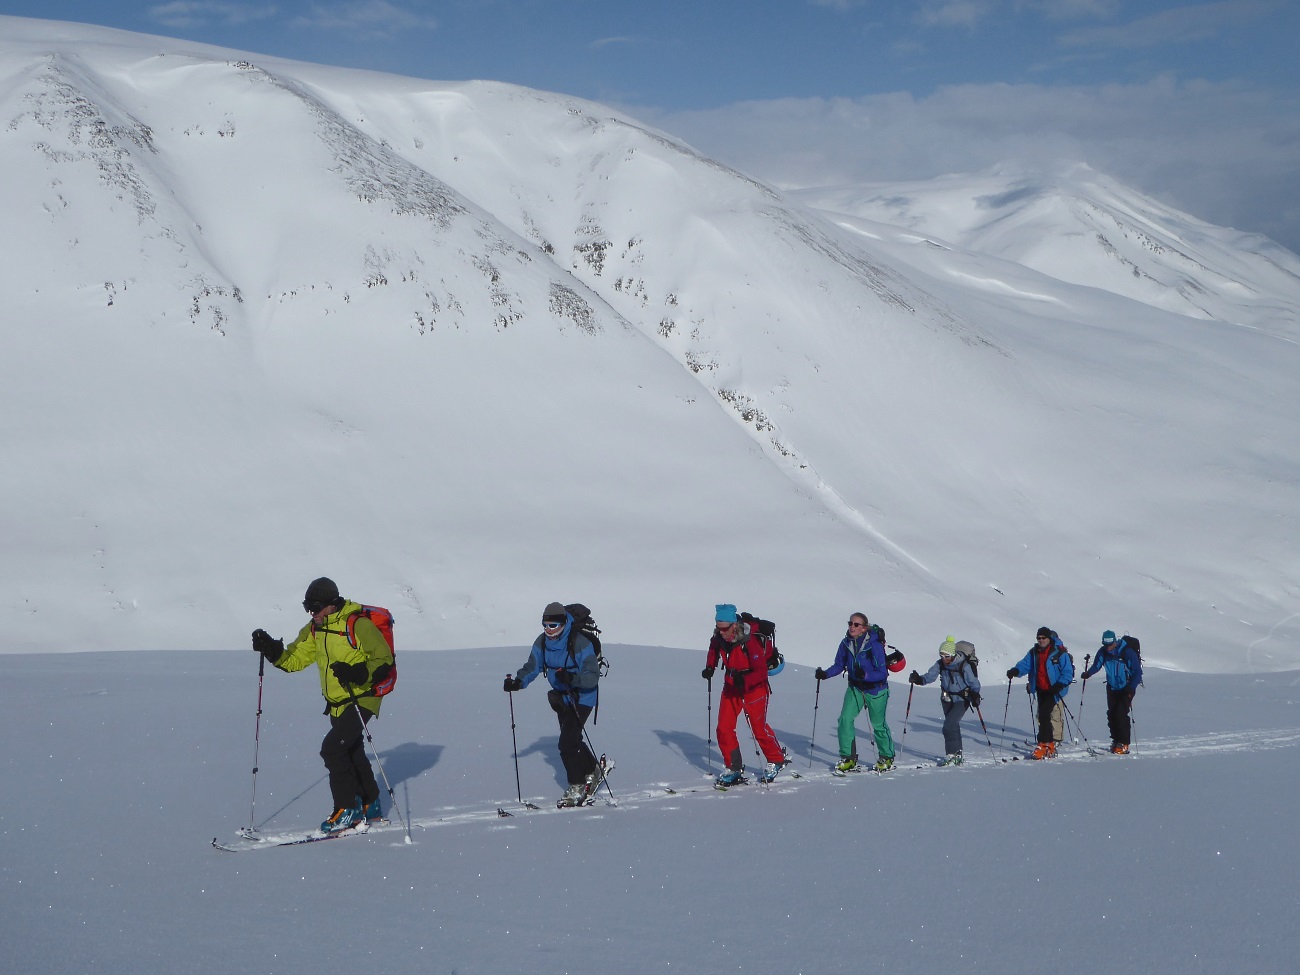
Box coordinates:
[919,652,980,698]
[1012,637,1074,703]
[1083,640,1142,691]
[514,613,601,707]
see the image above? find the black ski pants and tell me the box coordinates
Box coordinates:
[548,690,597,785]
[1106,687,1135,746]
[320,705,380,810]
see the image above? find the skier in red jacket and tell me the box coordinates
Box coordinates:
[702,603,788,786]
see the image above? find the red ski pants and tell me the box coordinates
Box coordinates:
[717,687,785,769]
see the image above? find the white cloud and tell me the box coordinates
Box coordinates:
[916,0,994,29]
[645,76,1300,253]
[1061,0,1279,48]
[293,1,438,36]
[149,2,278,28]
[1015,0,1119,20]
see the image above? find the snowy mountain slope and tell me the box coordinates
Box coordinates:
[1,17,1298,672]
[3,648,1299,975]
[792,164,1300,335]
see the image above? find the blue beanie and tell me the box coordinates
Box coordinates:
[715,603,738,623]
[1102,630,1117,644]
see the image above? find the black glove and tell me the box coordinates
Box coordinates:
[1006,667,1019,679]
[1048,682,1065,697]
[554,669,574,687]
[330,661,368,687]
[371,663,393,687]
[967,691,981,709]
[503,675,523,693]
[729,671,746,693]
[251,629,283,663]
[701,666,715,681]
[814,667,828,681]
[908,671,923,685]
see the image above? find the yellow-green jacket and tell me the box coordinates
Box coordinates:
[275,601,395,717]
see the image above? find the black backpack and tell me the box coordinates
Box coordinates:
[564,603,606,676]
[739,611,784,675]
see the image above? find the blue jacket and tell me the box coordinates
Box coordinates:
[1012,637,1074,702]
[822,630,889,691]
[1083,640,1142,691]
[514,613,600,708]
[919,652,980,698]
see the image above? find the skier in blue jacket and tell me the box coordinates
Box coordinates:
[814,612,896,773]
[504,602,603,806]
[1082,630,1142,754]
[1007,626,1074,759]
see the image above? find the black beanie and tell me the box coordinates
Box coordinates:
[1036,626,1052,639]
[303,577,341,613]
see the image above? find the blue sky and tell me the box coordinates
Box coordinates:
[5,1,1299,251]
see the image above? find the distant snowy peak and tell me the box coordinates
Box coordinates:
[794,164,1300,330]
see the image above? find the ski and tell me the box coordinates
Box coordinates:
[213,819,392,853]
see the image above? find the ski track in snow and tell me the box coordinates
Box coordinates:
[216,727,1300,851]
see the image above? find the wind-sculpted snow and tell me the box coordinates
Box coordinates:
[1,17,1298,672]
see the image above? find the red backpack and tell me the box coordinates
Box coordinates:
[314,605,397,696]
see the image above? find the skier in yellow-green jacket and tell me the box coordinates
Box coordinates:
[252,577,394,833]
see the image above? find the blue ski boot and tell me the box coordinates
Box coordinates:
[321,801,363,834]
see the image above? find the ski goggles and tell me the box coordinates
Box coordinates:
[541,618,565,630]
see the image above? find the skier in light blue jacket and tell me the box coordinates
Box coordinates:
[909,637,980,765]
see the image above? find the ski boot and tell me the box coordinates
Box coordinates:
[1031,741,1058,760]
[714,768,747,790]
[1111,743,1130,755]
[937,753,964,767]
[321,801,363,834]
[363,798,384,824]
[758,760,790,783]
[872,757,895,773]
[557,783,587,808]
[832,757,859,776]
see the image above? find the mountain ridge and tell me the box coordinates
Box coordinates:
[3,17,1297,673]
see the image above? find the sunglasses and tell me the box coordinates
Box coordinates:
[716,621,736,629]
[847,621,867,629]
[1036,636,1050,643]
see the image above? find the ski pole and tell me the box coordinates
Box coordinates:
[808,677,821,768]
[1128,694,1137,755]
[972,702,998,761]
[248,652,269,837]
[900,682,915,749]
[1079,654,1091,739]
[507,678,528,806]
[347,689,412,844]
[706,675,714,774]
[1060,697,1093,754]
[1000,677,1012,749]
